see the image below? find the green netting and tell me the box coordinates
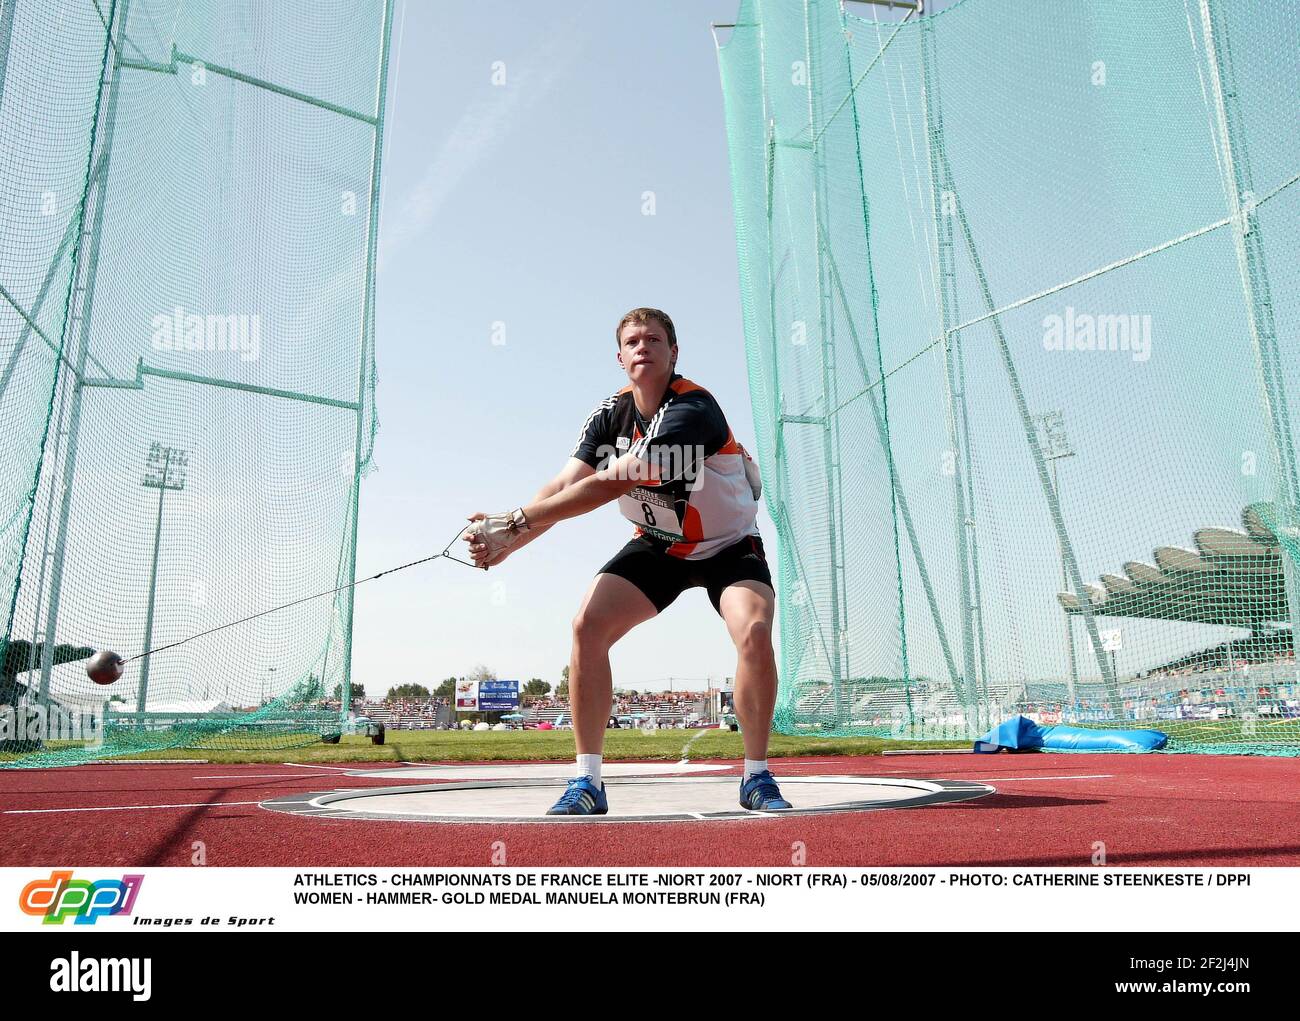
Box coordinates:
[0,0,394,767]
[717,0,1300,753]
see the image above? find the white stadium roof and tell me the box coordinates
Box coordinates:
[1057,503,1291,628]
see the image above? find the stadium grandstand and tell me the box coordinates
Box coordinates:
[1052,502,1300,725]
[321,691,717,730]
[1058,504,1292,632]
[508,692,713,729]
[792,679,1019,735]
[315,698,452,730]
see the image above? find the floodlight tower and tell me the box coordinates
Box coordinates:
[136,442,187,717]
[1034,411,1080,702]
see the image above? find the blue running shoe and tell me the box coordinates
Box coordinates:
[739,769,792,811]
[546,775,609,816]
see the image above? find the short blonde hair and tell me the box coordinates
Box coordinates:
[615,307,677,350]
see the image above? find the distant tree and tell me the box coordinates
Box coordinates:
[556,665,570,700]
[287,673,324,703]
[522,678,550,702]
[434,677,457,700]
[389,684,431,699]
[332,683,365,701]
[468,664,496,683]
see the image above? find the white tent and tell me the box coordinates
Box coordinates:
[142,699,235,715]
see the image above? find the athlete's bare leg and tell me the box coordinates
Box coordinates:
[570,573,659,755]
[717,580,778,761]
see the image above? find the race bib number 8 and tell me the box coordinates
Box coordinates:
[618,487,684,541]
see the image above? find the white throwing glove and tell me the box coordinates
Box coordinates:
[468,508,530,567]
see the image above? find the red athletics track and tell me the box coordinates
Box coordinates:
[0,754,1296,867]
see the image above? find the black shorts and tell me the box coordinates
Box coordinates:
[597,534,773,614]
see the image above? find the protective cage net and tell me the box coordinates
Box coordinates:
[0,0,394,766]
[717,0,1300,753]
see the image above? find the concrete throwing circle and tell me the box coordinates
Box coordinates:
[349,762,730,781]
[261,776,994,824]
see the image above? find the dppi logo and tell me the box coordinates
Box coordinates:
[19,871,143,925]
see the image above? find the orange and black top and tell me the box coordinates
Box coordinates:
[571,374,759,560]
